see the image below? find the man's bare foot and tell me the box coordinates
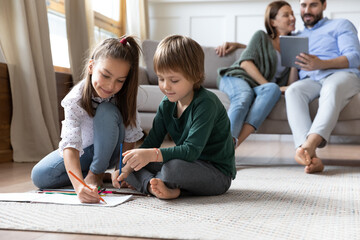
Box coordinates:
[148,178,180,199]
[84,170,104,188]
[295,147,311,166]
[305,157,324,174]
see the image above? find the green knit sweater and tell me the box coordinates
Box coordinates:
[217,30,290,88]
[140,87,236,179]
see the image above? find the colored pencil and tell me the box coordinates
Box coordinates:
[68,170,107,204]
[119,143,123,186]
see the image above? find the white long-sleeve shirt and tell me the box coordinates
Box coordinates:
[58,79,143,157]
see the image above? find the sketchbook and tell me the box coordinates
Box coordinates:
[0,193,132,207]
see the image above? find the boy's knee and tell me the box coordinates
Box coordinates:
[161,160,185,182]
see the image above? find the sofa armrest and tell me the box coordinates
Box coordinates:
[138,66,150,85]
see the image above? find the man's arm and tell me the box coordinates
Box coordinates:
[296,20,360,71]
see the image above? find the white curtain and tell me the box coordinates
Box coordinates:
[126,0,149,41]
[0,0,60,162]
[65,0,94,84]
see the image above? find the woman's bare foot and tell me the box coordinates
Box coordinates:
[295,147,311,166]
[305,157,324,174]
[148,178,180,199]
[84,170,104,188]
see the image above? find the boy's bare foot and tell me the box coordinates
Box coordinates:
[148,178,180,199]
[305,157,324,174]
[84,170,104,188]
[295,147,311,166]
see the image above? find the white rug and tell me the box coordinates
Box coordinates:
[1,165,360,239]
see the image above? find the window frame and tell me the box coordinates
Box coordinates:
[47,0,126,70]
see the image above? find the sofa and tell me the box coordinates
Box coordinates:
[137,40,360,137]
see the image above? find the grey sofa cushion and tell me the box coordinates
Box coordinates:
[137,85,164,112]
[142,40,244,88]
[202,46,240,88]
[142,40,159,85]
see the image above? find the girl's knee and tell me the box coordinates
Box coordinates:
[31,163,49,189]
[94,102,123,123]
[95,102,121,117]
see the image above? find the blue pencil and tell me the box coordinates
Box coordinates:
[119,143,123,187]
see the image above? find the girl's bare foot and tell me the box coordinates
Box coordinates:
[295,147,311,166]
[148,178,180,199]
[305,157,324,174]
[103,172,112,183]
[84,170,104,188]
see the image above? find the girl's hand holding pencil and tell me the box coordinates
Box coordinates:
[68,170,106,204]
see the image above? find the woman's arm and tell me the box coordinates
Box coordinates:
[63,148,100,203]
[279,67,298,93]
[240,60,269,85]
[215,42,246,57]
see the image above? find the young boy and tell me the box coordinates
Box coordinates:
[115,35,236,199]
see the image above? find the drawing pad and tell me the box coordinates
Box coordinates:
[280,36,309,68]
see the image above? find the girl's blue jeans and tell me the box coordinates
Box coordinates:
[31,102,125,189]
[219,76,281,138]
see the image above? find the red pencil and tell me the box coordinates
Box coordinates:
[68,170,107,204]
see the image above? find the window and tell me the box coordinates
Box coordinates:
[46,0,125,70]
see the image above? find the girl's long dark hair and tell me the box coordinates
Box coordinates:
[81,36,141,127]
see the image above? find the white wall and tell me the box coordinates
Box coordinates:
[148,0,360,47]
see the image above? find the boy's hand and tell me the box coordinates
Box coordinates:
[111,164,133,188]
[123,149,154,171]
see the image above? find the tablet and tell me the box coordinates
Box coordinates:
[280,36,309,68]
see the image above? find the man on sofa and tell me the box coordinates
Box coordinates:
[285,0,360,173]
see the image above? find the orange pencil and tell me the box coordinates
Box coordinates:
[68,170,107,204]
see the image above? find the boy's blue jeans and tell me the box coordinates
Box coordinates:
[219,76,281,138]
[31,102,125,189]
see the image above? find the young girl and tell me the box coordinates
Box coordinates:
[31,36,143,203]
[114,35,236,200]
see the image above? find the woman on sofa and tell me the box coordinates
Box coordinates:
[216,0,298,148]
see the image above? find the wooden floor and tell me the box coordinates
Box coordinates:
[0,139,359,239]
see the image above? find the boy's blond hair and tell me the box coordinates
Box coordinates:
[153,35,204,90]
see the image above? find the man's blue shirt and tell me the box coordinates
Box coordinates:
[297,17,360,80]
